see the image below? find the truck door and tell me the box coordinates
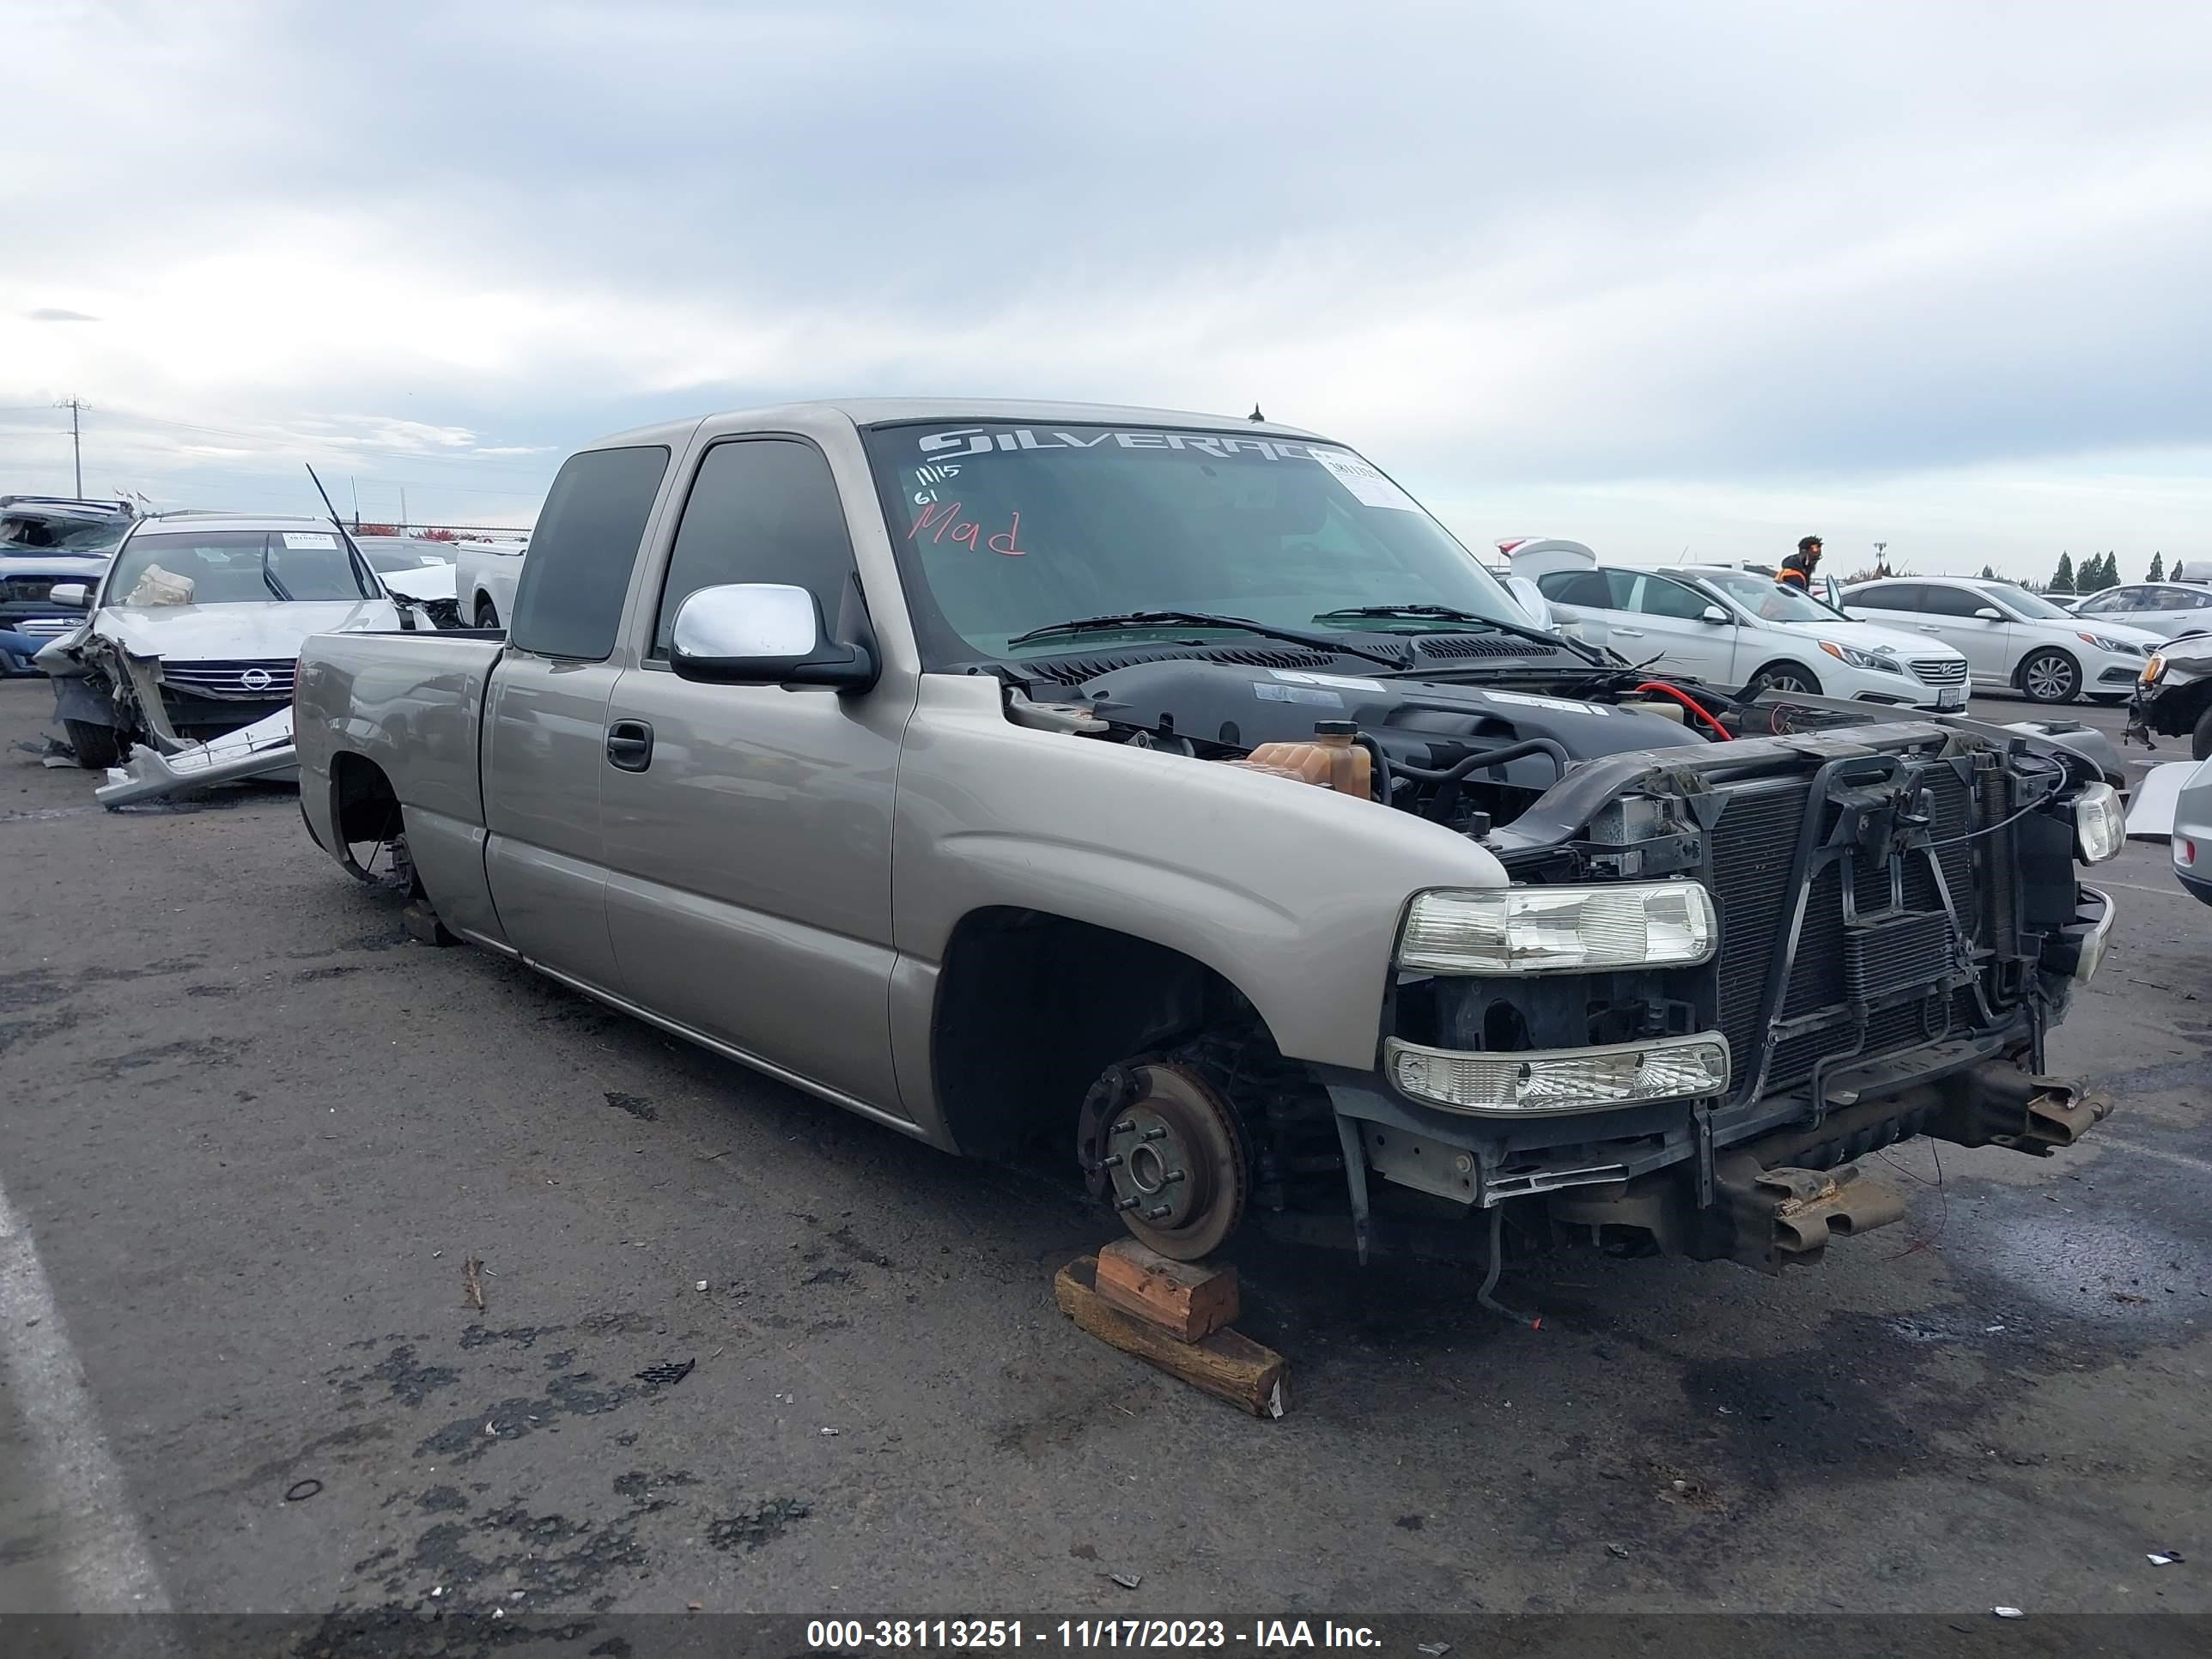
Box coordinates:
[599,435,910,1115]
[481,443,673,994]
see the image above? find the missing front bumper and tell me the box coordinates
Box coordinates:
[1544,1066,2114,1272]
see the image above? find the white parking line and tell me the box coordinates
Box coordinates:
[2096,1134,2212,1176]
[0,1171,171,1613]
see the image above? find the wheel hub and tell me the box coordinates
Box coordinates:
[1080,1062,1248,1261]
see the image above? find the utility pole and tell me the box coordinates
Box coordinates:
[400,486,410,529]
[56,398,84,495]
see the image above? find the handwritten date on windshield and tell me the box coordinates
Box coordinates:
[908,500,1027,557]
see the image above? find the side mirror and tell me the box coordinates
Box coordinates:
[1699,605,1730,625]
[1973,607,2003,621]
[48,582,89,608]
[669,582,877,691]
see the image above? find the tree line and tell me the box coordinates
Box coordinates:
[2038,551,2170,593]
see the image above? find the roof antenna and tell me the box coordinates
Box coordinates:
[1249,404,1265,422]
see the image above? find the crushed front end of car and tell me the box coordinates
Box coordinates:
[1321,711,2119,1272]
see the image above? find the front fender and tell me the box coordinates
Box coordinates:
[891,676,1507,1072]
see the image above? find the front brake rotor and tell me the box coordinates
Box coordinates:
[1082,1061,1248,1261]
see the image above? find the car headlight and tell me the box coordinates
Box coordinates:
[2074,781,2124,865]
[1397,882,1718,975]
[1387,1032,1731,1115]
[2142,654,2166,684]
[2076,633,2142,655]
[1817,640,1901,672]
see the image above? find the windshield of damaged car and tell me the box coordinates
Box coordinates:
[860,422,1528,663]
[102,530,376,605]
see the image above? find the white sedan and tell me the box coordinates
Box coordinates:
[1535,563,1970,708]
[1839,575,2164,703]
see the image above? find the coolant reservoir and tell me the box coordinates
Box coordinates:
[1230,721,1374,799]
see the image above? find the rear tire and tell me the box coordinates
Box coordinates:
[1746,661,1822,696]
[2018,647,2081,703]
[63,719,123,770]
[474,599,499,629]
[2191,703,2212,763]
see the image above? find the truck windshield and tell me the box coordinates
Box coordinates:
[104,530,376,605]
[861,422,1529,665]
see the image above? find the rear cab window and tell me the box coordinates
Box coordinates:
[509,446,672,659]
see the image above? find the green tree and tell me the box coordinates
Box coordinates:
[2050,552,2075,593]
[2149,551,2166,583]
[1979,563,1997,580]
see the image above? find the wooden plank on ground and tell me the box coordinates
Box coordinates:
[1054,1255,1285,1419]
[1094,1237,1239,1340]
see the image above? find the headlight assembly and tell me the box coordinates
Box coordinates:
[1817,640,1901,672]
[2076,633,2143,656]
[1397,882,1718,975]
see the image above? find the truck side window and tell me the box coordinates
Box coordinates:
[651,438,859,658]
[508,445,671,660]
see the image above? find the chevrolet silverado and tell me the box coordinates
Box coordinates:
[295,400,2121,1278]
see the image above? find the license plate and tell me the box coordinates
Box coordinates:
[1938,685,1967,709]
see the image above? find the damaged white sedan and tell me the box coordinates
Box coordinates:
[37,513,401,770]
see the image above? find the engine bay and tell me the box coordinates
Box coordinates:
[1005,650,1885,836]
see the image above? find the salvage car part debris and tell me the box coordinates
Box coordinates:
[94,708,296,808]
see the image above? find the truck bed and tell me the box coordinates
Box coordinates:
[295,629,505,920]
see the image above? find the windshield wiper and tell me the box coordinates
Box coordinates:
[1314,604,1604,666]
[1004,611,1405,670]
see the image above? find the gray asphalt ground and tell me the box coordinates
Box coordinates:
[1,678,2207,1623]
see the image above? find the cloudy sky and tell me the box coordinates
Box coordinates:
[5,0,2208,579]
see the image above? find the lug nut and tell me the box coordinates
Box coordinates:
[1160,1169,1187,1185]
[1100,1153,1124,1169]
[1111,1120,1135,1136]
[1139,1126,1169,1142]
[1146,1205,1172,1221]
[1115,1195,1141,1212]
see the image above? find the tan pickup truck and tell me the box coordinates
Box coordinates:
[295,399,2120,1277]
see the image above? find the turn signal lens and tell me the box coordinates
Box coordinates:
[2073,781,2124,865]
[1387,1034,1731,1115]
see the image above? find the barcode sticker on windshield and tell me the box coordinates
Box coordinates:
[1310,449,1419,512]
[282,532,338,549]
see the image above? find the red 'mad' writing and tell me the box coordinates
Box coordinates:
[908,501,1026,556]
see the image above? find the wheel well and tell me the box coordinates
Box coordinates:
[2014,644,2077,684]
[1746,658,1818,690]
[932,908,1261,1163]
[331,751,404,875]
